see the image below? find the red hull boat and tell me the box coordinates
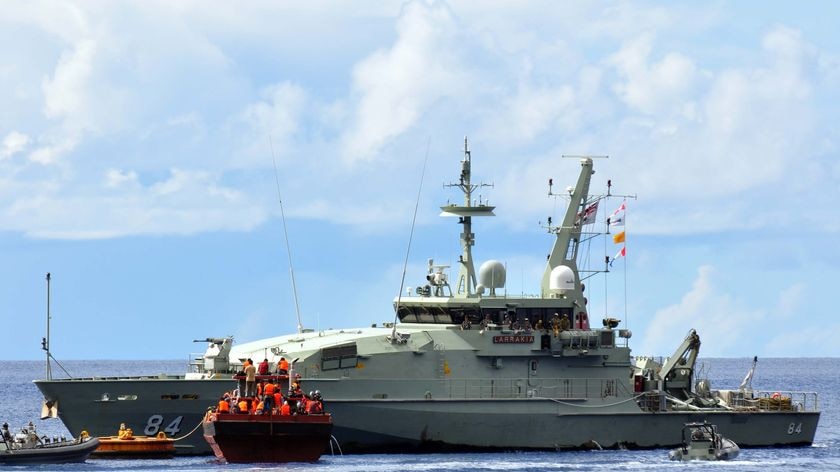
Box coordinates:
[203,413,332,463]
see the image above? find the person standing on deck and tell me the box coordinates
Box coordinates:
[551,313,561,337]
[258,358,270,375]
[244,358,257,397]
[559,314,571,332]
[277,357,289,375]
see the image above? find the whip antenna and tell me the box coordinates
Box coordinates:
[269,136,303,334]
[391,137,431,343]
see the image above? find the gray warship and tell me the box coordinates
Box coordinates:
[35,141,820,454]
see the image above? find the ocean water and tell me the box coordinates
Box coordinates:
[2,358,838,471]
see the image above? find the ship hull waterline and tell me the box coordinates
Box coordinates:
[34,379,818,454]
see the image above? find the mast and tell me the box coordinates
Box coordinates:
[540,158,595,296]
[440,137,494,298]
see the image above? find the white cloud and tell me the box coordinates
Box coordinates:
[763,324,840,357]
[496,84,575,142]
[1,131,30,159]
[1,3,838,243]
[341,1,466,162]
[28,136,78,165]
[105,168,139,189]
[42,39,97,125]
[607,34,698,115]
[637,265,764,357]
[234,82,307,165]
[4,168,265,239]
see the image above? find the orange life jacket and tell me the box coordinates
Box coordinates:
[264,383,275,395]
[280,403,291,416]
[279,359,289,371]
[218,400,230,413]
[238,400,248,413]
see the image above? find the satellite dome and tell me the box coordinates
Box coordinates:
[478,260,506,295]
[549,265,575,294]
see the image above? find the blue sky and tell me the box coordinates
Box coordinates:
[2,1,839,360]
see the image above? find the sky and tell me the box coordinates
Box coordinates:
[2,1,840,361]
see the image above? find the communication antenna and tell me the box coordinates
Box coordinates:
[44,273,52,380]
[269,136,303,334]
[41,273,71,380]
[391,137,431,343]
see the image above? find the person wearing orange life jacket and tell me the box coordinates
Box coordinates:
[217,396,230,413]
[238,398,248,414]
[310,390,325,414]
[298,393,311,415]
[255,398,265,414]
[273,391,283,413]
[307,399,323,414]
[256,381,263,397]
[264,382,276,396]
[280,401,291,416]
[277,357,289,375]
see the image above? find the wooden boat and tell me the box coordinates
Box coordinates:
[93,425,175,458]
[668,421,740,461]
[203,411,333,463]
[0,422,99,465]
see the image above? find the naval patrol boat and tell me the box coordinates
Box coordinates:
[34,141,820,454]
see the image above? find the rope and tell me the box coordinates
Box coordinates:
[169,414,207,442]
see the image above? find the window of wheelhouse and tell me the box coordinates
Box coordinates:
[396,306,454,324]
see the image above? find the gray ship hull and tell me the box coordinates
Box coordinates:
[327,399,818,451]
[34,378,819,455]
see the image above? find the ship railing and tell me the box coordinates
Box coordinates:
[730,390,819,412]
[444,377,631,400]
[635,390,820,413]
[187,352,205,373]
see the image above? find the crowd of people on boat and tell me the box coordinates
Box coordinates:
[214,358,325,416]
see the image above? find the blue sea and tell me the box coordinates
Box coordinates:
[2,358,838,471]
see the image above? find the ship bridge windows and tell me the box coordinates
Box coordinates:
[321,343,358,371]
[396,305,458,324]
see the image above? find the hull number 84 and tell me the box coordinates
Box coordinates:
[787,422,803,435]
[144,415,183,436]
